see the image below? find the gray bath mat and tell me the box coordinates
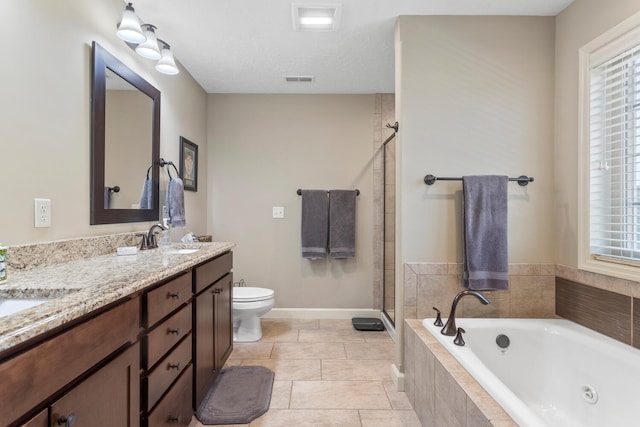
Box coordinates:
[196,366,274,425]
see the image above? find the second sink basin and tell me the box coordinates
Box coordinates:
[0,298,52,318]
[164,248,200,255]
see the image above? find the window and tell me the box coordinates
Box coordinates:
[579,13,640,279]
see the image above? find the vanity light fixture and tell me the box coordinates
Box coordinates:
[155,40,180,75]
[116,3,146,43]
[116,3,179,75]
[292,3,341,31]
[135,24,162,60]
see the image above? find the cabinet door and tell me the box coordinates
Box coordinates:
[194,284,215,408]
[50,343,140,427]
[214,273,233,371]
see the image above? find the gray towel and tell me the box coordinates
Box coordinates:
[167,177,186,227]
[139,178,152,209]
[462,176,509,290]
[329,190,357,259]
[301,190,328,259]
[104,187,112,209]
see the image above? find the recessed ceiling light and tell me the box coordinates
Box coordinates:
[292,3,341,32]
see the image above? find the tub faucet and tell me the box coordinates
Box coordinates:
[441,290,490,336]
[146,223,167,249]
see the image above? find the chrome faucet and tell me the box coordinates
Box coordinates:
[147,223,167,249]
[441,290,490,336]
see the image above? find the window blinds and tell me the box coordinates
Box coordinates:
[589,43,640,263]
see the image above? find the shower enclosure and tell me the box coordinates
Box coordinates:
[382,128,396,327]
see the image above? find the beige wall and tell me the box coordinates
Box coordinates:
[207,94,375,309]
[554,0,640,266]
[0,0,208,245]
[396,16,556,264]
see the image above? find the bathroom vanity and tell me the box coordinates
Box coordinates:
[0,238,234,427]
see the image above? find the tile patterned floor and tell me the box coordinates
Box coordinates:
[190,318,420,427]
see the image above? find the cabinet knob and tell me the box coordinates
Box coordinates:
[168,415,182,424]
[168,327,180,335]
[168,362,181,370]
[168,291,181,299]
[57,413,76,427]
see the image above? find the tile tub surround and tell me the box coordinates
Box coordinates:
[0,239,234,352]
[404,319,516,427]
[403,263,556,321]
[189,318,420,427]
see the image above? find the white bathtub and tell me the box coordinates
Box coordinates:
[422,318,640,427]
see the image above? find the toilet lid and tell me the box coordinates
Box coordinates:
[233,287,274,302]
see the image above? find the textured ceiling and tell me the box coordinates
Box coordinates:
[130,0,573,94]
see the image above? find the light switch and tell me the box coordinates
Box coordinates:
[272,207,285,219]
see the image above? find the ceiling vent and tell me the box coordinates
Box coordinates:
[292,3,341,32]
[284,75,315,83]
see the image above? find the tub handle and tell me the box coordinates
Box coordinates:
[432,307,443,327]
[454,327,466,346]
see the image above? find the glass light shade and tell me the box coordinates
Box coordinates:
[156,47,179,75]
[116,4,146,44]
[135,26,161,60]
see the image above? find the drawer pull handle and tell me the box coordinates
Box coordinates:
[213,288,222,294]
[168,415,182,423]
[168,362,181,370]
[168,291,181,299]
[57,413,76,427]
[168,328,181,335]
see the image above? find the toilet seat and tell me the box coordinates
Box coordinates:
[233,287,274,302]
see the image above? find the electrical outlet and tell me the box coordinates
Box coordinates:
[272,206,285,219]
[34,198,51,228]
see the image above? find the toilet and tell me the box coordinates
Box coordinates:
[232,287,275,342]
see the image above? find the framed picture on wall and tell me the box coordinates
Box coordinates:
[179,136,198,191]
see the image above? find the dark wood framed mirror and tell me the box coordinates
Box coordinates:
[91,41,160,224]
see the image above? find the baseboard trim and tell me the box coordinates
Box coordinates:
[263,308,381,319]
[391,363,405,391]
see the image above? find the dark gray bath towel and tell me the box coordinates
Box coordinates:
[301,190,329,259]
[329,190,357,259]
[462,176,509,290]
[139,177,152,209]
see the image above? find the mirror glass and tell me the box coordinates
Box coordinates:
[91,42,160,224]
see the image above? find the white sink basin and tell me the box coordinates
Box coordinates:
[164,248,200,255]
[0,298,52,318]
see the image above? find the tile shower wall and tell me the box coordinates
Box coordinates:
[403,263,556,321]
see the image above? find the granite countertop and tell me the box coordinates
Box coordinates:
[0,242,235,353]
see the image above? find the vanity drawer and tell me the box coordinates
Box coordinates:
[147,365,193,427]
[194,251,232,294]
[146,272,192,327]
[145,334,192,410]
[145,303,192,368]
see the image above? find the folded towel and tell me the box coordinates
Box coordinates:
[167,177,186,227]
[139,178,152,209]
[301,190,329,259]
[329,190,357,259]
[462,176,509,291]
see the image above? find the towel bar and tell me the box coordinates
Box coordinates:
[424,174,534,187]
[296,189,360,196]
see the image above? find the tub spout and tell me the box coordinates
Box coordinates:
[441,290,490,336]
